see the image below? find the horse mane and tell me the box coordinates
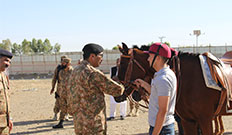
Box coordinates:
[178,51,200,58]
[132,45,150,51]
[132,45,139,49]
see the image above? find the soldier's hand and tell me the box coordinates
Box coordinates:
[112,76,119,82]
[134,79,146,88]
[114,94,127,103]
[50,89,54,95]
[9,120,13,133]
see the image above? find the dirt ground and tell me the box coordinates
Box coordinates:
[9,79,232,135]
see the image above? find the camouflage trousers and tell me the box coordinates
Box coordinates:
[0,127,9,135]
[56,95,68,120]
[73,114,106,135]
[53,99,60,114]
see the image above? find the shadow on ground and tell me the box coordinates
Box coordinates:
[11,119,74,135]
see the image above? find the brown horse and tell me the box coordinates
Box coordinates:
[116,43,232,135]
[212,52,232,135]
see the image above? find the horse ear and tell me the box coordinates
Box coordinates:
[117,45,124,54]
[122,42,129,55]
[122,42,128,49]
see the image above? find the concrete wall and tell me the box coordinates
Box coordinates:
[8,45,232,79]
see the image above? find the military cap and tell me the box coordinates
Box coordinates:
[61,55,68,62]
[61,55,67,59]
[63,58,71,63]
[82,43,104,55]
[0,49,13,59]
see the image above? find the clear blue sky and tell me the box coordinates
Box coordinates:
[1,0,232,52]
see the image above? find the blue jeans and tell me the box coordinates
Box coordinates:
[149,123,175,135]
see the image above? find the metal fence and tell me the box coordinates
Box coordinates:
[175,45,232,57]
[8,45,232,76]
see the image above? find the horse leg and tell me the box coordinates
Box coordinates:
[198,118,214,135]
[133,102,139,117]
[181,120,199,135]
[214,116,220,135]
[218,116,224,135]
[127,101,134,116]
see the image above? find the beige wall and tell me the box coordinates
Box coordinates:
[8,45,232,75]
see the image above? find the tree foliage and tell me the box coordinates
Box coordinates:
[22,39,33,54]
[11,43,23,55]
[164,42,170,47]
[112,46,118,50]
[53,43,61,53]
[0,38,62,55]
[0,39,12,51]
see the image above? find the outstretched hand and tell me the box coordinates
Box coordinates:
[134,79,145,88]
[112,76,119,81]
[9,120,13,133]
[134,79,151,94]
[114,94,127,103]
[50,88,54,95]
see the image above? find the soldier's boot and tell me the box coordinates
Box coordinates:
[52,120,64,129]
[53,113,58,121]
[64,114,69,121]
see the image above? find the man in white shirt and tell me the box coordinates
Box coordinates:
[107,58,127,120]
[135,43,177,135]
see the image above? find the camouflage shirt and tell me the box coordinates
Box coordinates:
[0,72,10,128]
[68,60,124,135]
[58,66,73,96]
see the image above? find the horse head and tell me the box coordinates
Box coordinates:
[118,42,130,55]
[114,43,155,106]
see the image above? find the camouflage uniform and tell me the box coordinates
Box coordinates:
[0,72,10,135]
[57,66,73,120]
[67,60,124,135]
[51,65,63,114]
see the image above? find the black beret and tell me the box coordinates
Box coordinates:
[0,49,13,59]
[82,43,104,55]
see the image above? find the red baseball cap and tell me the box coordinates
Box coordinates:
[147,42,171,58]
[170,48,178,56]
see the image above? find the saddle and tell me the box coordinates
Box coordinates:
[202,52,232,114]
[221,51,232,66]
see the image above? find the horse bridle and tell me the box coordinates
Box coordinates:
[150,43,163,68]
[120,51,150,108]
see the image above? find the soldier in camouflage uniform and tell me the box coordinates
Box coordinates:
[0,49,13,135]
[52,58,73,129]
[67,43,124,135]
[50,55,67,120]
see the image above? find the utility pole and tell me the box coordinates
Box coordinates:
[190,30,201,53]
[158,36,166,43]
[193,30,201,47]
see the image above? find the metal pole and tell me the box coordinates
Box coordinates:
[196,35,198,53]
[158,36,166,43]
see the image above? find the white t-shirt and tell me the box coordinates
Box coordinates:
[148,66,177,127]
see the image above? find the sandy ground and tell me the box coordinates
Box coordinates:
[8,79,232,135]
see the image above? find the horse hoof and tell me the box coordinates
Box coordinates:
[133,113,139,117]
[219,131,224,135]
